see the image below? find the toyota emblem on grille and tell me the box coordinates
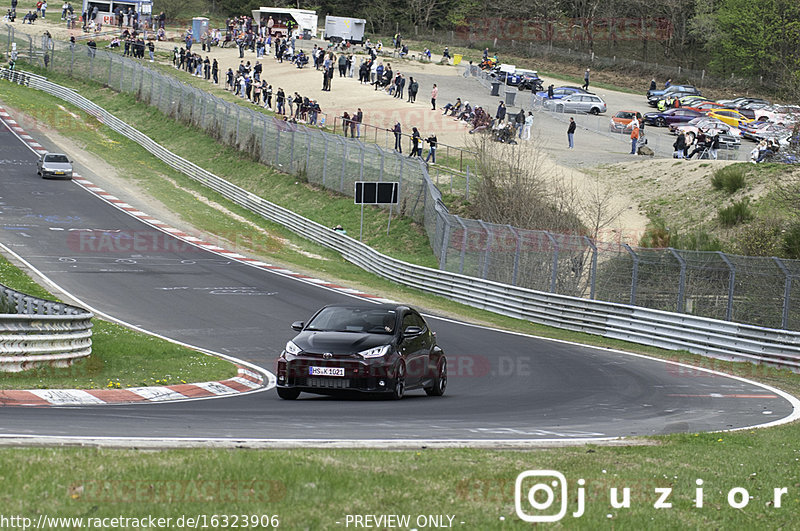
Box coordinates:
[323,353,333,359]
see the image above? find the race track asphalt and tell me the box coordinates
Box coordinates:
[0,123,793,443]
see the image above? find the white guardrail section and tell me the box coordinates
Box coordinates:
[0,283,93,372]
[5,69,800,371]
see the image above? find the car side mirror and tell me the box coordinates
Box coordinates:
[402,326,423,338]
[291,321,304,331]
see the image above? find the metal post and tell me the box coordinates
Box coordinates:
[668,248,687,313]
[439,218,451,270]
[717,252,735,321]
[275,128,281,165]
[585,236,598,300]
[508,225,521,286]
[261,121,268,162]
[235,107,241,146]
[465,165,470,200]
[107,53,113,86]
[359,143,364,181]
[773,257,792,329]
[623,244,639,305]
[359,202,364,241]
[340,139,347,193]
[322,135,329,186]
[544,232,559,293]
[290,129,296,169]
[457,217,468,275]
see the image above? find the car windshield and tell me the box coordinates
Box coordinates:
[44,154,69,163]
[617,112,634,119]
[305,307,397,334]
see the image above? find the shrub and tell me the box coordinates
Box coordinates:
[711,164,748,194]
[783,223,800,259]
[718,199,753,227]
[734,219,783,257]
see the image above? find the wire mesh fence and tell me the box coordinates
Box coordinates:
[4,24,800,331]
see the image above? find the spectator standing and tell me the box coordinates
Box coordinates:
[710,132,720,160]
[212,59,219,84]
[649,78,657,91]
[430,83,438,110]
[523,112,533,140]
[276,88,286,115]
[409,127,422,157]
[408,77,418,103]
[582,68,590,91]
[630,121,640,154]
[673,132,686,158]
[392,122,402,153]
[424,133,437,164]
[354,108,363,138]
[349,112,357,137]
[342,111,351,137]
[496,101,506,123]
[514,108,525,138]
[264,85,273,108]
[147,40,155,62]
[567,118,576,149]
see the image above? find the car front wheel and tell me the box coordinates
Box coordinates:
[391,363,406,400]
[425,357,447,397]
[657,117,666,127]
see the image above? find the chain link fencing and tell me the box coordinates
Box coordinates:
[3,24,800,331]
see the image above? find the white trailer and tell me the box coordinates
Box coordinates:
[323,16,366,44]
[251,7,318,40]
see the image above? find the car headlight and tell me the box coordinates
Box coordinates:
[284,341,302,355]
[358,345,391,359]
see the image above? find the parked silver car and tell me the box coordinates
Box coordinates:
[36,152,73,179]
[547,93,607,115]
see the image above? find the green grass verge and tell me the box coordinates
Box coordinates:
[0,255,236,389]
[2,432,800,528]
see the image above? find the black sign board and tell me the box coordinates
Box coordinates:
[354,181,399,205]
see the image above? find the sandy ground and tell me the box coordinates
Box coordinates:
[21,17,651,242]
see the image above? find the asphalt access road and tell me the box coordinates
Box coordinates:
[0,123,792,442]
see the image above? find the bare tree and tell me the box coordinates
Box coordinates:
[466,133,584,234]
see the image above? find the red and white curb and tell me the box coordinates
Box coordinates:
[0,105,395,304]
[0,366,264,407]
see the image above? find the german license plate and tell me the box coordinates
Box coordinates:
[309,366,344,377]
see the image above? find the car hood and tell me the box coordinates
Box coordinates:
[42,162,73,171]
[292,331,393,354]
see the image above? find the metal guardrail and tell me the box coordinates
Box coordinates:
[7,69,800,371]
[0,283,93,372]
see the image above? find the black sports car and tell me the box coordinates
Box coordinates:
[275,303,447,400]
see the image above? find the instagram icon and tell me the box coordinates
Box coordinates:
[515,470,584,522]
